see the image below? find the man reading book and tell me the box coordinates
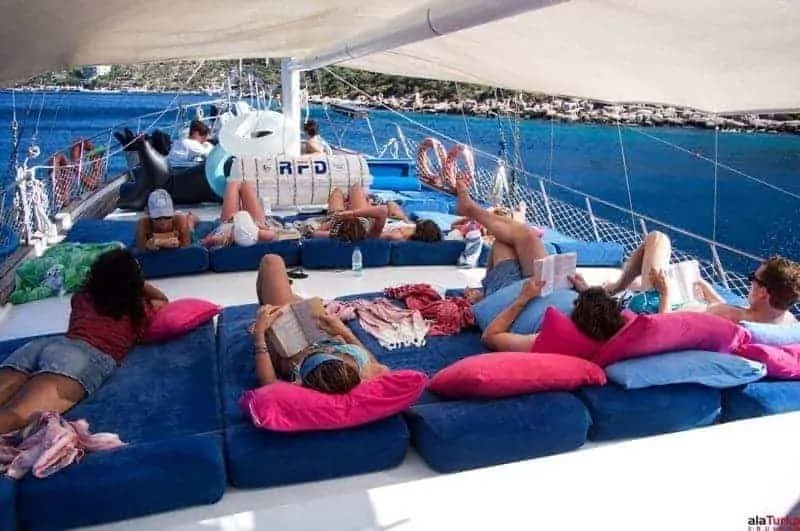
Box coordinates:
[250,254,389,394]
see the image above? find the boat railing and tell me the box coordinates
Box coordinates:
[474,157,761,302]
[399,130,768,304]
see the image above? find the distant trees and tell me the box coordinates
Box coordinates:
[20,59,498,101]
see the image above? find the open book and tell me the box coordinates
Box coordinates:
[266,297,330,358]
[533,253,578,297]
[666,260,703,307]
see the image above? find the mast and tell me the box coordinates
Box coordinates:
[280,58,302,157]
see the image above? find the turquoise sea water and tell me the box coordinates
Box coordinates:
[0,90,798,271]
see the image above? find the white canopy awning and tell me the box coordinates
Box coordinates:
[3,0,799,113]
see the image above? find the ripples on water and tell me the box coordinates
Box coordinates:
[0,90,797,266]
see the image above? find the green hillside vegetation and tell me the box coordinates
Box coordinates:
[24,59,498,101]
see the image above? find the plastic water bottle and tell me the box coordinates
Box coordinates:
[351,247,363,277]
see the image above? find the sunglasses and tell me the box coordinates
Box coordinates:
[748,272,768,290]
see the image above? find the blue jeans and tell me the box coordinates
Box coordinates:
[0,336,117,395]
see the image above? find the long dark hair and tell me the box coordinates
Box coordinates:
[409,219,442,243]
[83,248,148,329]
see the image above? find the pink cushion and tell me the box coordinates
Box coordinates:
[239,370,427,432]
[531,307,604,359]
[593,312,751,367]
[734,343,800,379]
[429,352,607,399]
[142,298,221,343]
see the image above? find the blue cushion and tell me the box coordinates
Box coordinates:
[550,240,625,267]
[3,324,226,530]
[134,245,210,279]
[406,393,590,473]
[741,321,800,346]
[371,175,421,191]
[605,350,767,389]
[370,191,408,203]
[217,305,410,488]
[473,284,578,333]
[300,238,391,269]
[721,381,800,422]
[578,384,721,441]
[0,479,13,531]
[403,199,452,214]
[390,241,466,266]
[408,210,462,232]
[63,219,136,246]
[209,240,301,272]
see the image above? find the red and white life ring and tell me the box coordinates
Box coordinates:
[50,153,73,208]
[442,143,475,191]
[416,137,447,185]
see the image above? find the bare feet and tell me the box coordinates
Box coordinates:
[455,180,477,217]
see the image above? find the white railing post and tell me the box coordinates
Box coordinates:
[638,217,648,235]
[710,244,730,289]
[538,179,556,229]
[584,197,601,241]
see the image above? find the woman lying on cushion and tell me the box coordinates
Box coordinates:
[250,254,389,394]
[312,185,442,243]
[481,232,800,351]
[451,181,548,305]
[201,179,277,247]
[0,248,167,435]
[136,189,199,252]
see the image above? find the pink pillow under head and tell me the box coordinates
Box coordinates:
[593,312,751,368]
[240,370,427,432]
[531,307,604,359]
[429,352,607,399]
[734,343,800,379]
[142,298,221,344]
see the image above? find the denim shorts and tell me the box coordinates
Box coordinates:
[482,259,523,297]
[0,336,117,395]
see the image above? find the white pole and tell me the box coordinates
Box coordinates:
[291,0,556,72]
[281,58,302,157]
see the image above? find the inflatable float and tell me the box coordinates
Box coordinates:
[116,128,221,210]
[116,108,373,210]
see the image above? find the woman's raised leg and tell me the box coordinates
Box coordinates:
[256,254,302,306]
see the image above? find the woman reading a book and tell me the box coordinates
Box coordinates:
[250,254,389,394]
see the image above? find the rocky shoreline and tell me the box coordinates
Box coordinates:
[11,84,800,136]
[315,94,800,135]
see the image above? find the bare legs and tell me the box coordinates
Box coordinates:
[455,180,548,277]
[607,230,671,293]
[256,254,302,307]
[570,231,672,294]
[221,180,266,223]
[0,370,85,435]
[327,185,371,214]
[0,368,27,407]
